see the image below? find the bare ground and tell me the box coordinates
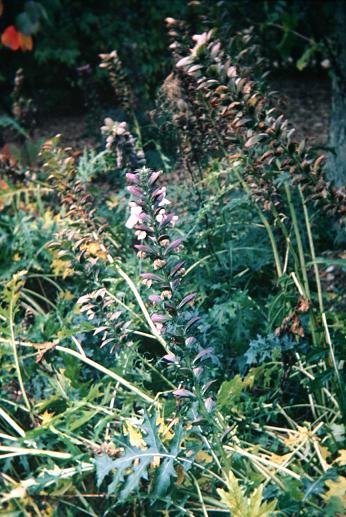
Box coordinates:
[35,77,331,149]
[271,76,330,147]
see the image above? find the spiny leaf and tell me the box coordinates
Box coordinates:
[217,471,277,517]
[152,424,182,499]
[96,453,117,487]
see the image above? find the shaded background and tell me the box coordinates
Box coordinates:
[0,1,337,152]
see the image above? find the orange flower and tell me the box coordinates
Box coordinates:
[1,25,33,51]
[1,25,20,50]
[18,32,33,51]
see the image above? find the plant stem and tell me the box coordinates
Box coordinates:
[9,296,31,412]
[284,183,310,298]
[105,263,170,353]
[298,187,345,418]
[233,165,283,277]
[297,187,323,313]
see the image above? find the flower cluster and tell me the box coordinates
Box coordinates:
[156,19,223,177]
[99,50,135,112]
[125,165,218,407]
[101,118,146,171]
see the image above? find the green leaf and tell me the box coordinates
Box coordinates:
[69,410,97,431]
[142,411,162,452]
[96,413,183,502]
[217,375,244,410]
[96,453,116,487]
[0,116,29,139]
[118,451,151,501]
[153,424,182,499]
[325,496,345,516]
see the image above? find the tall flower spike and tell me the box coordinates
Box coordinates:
[99,50,135,111]
[125,165,219,411]
[101,119,146,171]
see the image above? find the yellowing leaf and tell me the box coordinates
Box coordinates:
[175,464,185,485]
[40,410,54,426]
[106,195,120,209]
[156,416,174,442]
[124,422,146,449]
[217,471,248,517]
[323,476,346,506]
[151,455,161,468]
[80,241,108,260]
[59,290,74,301]
[284,425,310,447]
[268,452,292,465]
[318,445,331,461]
[335,449,346,466]
[52,258,74,279]
[217,471,277,517]
[41,504,54,517]
[195,451,213,464]
[42,209,58,229]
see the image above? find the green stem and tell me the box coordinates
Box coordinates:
[9,297,31,412]
[104,263,170,353]
[271,204,301,274]
[297,187,324,313]
[233,166,283,277]
[298,188,345,416]
[284,183,310,298]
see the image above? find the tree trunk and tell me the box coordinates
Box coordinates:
[328,0,346,186]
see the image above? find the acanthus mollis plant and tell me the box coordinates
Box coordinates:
[40,136,112,275]
[40,136,146,351]
[125,165,219,416]
[99,50,135,113]
[169,26,346,417]
[11,67,37,139]
[158,18,223,178]
[172,27,346,223]
[101,118,145,172]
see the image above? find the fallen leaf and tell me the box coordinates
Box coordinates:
[195,451,213,464]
